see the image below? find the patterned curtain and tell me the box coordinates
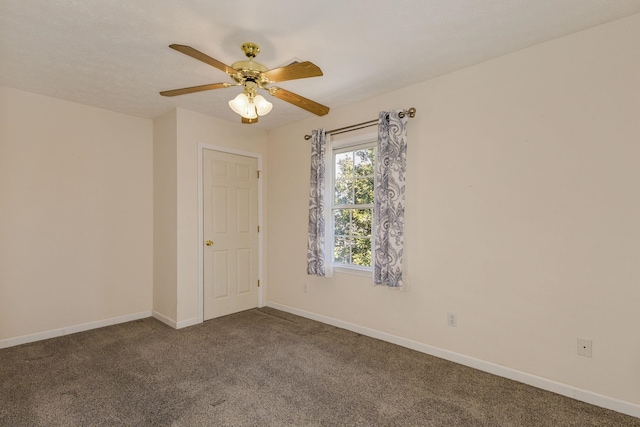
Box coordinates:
[307,129,328,276]
[374,111,408,287]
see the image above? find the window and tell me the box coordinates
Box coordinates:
[331,141,375,269]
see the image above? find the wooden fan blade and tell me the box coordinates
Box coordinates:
[269,87,329,116]
[242,117,259,124]
[160,83,231,97]
[262,61,323,83]
[169,44,237,75]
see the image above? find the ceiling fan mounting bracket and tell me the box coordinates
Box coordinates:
[241,42,261,58]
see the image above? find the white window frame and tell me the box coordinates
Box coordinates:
[329,132,377,276]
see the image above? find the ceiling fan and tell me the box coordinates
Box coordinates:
[160,42,330,124]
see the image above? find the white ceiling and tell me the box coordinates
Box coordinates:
[2,1,639,129]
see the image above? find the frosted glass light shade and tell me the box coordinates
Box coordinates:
[228,93,257,119]
[254,95,273,116]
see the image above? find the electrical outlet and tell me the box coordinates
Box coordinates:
[303,284,308,293]
[577,338,592,358]
[447,312,457,327]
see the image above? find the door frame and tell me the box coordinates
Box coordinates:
[197,143,264,324]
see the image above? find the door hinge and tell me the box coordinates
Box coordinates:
[257,279,260,287]
[257,225,260,232]
[257,170,261,179]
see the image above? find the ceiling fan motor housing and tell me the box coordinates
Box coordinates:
[230,59,268,84]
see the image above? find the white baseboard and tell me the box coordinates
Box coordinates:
[265,301,640,419]
[151,312,200,329]
[177,317,201,329]
[152,311,177,328]
[0,311,152,349]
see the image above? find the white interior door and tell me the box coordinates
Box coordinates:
[203,149,259,320]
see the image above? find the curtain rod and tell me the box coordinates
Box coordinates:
[303,107,416,140]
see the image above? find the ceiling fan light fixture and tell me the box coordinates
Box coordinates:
[254,95,272,116]
[228,93,257,119]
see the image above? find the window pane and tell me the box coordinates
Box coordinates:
[334,236,351,264]
[354,148,375,177]
[334,178,353,205]
[354,177,374,204]
[333,209,350,236]
[335,152,353,181]
[352,209,372,236]
[332,145,375,269]
[351,237,372,266]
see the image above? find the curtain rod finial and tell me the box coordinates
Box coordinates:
[304,134,312,140]
[398,107,416,119]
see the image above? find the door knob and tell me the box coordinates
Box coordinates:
[205,240,214,246]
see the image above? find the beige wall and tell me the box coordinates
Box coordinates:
[153,107,268,326]
[266,14,640,406]
[0,86,153,340]
[0,88,267,338]
[152,110,178,320]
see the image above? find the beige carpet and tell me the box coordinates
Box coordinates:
[1,307,638,426]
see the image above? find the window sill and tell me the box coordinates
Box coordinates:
[333,265,373,278]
